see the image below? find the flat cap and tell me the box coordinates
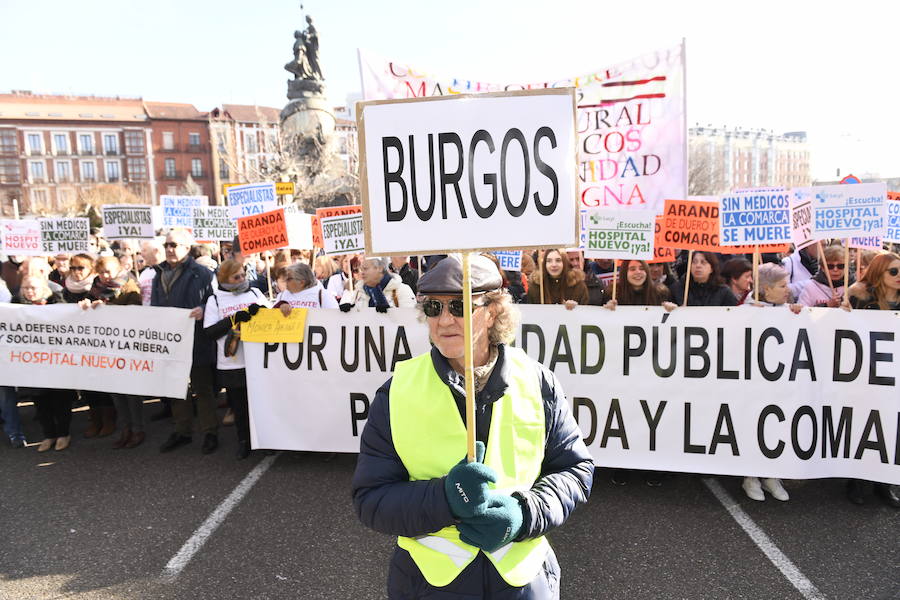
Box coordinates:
[417,254,502,295]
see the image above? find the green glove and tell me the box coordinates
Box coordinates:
[443,441,496,519]
[457,493,523,553]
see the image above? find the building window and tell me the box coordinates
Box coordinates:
[217,133,227,153]
[245,134,258,154]
[31,189,48,209]
[166,185,178,195]
[127,158,147,181]
[124,131,144,154]
[29,161,46,182]
[105,160,120,182]
[103,134,119,155]
[162,131,174,150]
[55,161,72,183]
[0,158,20,183]
[81,161,96,182]
[191,158,202,177]
[79,133,94,155]
[53,133,69,155]
[164,158,176,178]
[0,130,18,154]
[188,132,200,149]
[28,133,43,155]
[219,159,229,179]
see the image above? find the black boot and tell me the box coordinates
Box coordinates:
[874,483,900,509]
[846,479,866,505]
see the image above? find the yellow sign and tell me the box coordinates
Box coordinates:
[275,182,295,195]
[222,182,294,195]
[241,308,307,343]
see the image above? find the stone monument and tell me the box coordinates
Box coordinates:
[280,13,335,150]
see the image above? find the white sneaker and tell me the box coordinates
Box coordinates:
[742,477,765,501]
[762,478,789,501]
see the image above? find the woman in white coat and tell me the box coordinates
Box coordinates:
[339,256,416,312]
[203,259,269,459]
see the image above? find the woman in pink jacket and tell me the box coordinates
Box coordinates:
[797,244,852,307]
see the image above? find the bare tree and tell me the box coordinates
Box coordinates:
[688,139,727,196]
[212,106,358,212]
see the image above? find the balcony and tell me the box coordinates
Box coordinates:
[105,149,119,156]
[29,149,44,156]
[0,147,17,156]
[186,143,208,153]
[81,177,96,183]
[162,171,181,180]
[55,149,70,156]
[80,148,94,156]
[190,171,208,178]
[159,145,180,153]
[30,177,46,184]
[107,176,120,182]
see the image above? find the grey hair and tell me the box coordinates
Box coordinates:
[363,256,390,273]
[286,262,317,289]
[757,263,788,294]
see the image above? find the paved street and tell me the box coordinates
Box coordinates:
[1,403,897,600]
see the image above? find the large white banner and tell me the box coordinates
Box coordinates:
[0,304,195,398]
[359,43,686,214]
[358,89,578,255]
[246,306,900,484]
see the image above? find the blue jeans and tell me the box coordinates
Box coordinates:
[0,386,24,442]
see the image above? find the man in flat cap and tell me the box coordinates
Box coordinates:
[352,254,593,599]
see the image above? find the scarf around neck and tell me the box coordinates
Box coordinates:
[220,279,250,293]
[364,273,392,308]
[65,274,95,294]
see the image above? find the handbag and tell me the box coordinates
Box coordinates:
[223,315,241,357]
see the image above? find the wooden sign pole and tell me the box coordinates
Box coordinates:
[462,252,477,463]
[817,241,834,293]
[611,260,619,302]
[539,250,545,305]
[683,250,693,306]
[753,247,760,303]
[843,241,850,290]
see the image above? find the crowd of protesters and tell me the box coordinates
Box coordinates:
[1,227,898,509]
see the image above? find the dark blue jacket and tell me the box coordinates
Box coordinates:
[352,344,594,599]
[150,256,215,366]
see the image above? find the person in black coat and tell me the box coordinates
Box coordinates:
[151,228,218,455]
[669,251,738,307]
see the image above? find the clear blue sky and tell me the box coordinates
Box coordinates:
[4,0,898,179]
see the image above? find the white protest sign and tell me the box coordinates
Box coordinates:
[790,188,815,250]
[493,251,523,271]
[0,220,41,255]
[0,304,194,397]
[718,189,791,246]
[227,183,278,220]
[244,305,900,485]
[583,209,655,260]
[885,195,900,244]
[284,207,314,250]
[102,205,155,239]
[38,218,89,254]
[321,213,364,256]
[160,195,207,229]
[848,236,883,250]
[358,89,578,255]
[192,206,237,242]
[808,182,887,239]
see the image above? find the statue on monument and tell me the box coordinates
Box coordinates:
[284,15,323,86]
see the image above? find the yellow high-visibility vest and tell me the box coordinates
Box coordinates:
[389,346,549,588]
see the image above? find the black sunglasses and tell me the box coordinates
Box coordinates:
[826,263,845,270]
[422,297,485,318]
[69,265,87,271]
[163,242,181,249]
[888,267,900,277]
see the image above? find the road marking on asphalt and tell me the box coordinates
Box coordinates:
[161,453,280,580]
[703,478,826,600]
